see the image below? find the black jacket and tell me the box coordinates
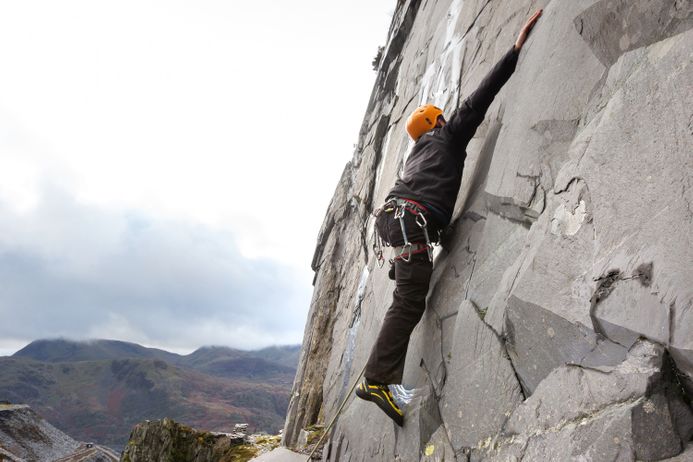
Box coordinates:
[389,46,519,227]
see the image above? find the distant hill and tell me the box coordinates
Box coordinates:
[13,338,180,363]
[178,345,300,380]
[12,339,301,380]
[1,339,301,450]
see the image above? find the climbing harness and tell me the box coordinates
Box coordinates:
[372,197,436,267]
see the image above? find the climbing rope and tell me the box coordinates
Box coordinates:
[305,362,367,461]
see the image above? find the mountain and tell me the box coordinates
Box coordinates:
[250,345,303,370]
[13,338,180,364]
[12,339,300,381]
[176,345,300,380]
[0,339,300,450]
[282,0,693,461]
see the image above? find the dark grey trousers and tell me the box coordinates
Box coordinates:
[365,252,433,384]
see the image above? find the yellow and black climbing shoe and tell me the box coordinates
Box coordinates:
[355,379,404,426]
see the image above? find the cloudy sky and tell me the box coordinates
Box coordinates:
[0,1,393,355]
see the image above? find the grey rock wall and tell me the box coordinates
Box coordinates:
[284,0,693,460]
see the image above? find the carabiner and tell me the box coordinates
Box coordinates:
[399,243,412,263]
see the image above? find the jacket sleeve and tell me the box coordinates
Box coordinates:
[442,46,519,149]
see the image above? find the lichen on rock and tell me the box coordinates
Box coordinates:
[120,418,266,462]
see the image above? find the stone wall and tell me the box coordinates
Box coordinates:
[284,0,693,460]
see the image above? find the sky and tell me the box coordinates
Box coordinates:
[0,1,394,355]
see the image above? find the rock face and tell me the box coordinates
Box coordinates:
[121,418,253,462]
[283,0,693,460]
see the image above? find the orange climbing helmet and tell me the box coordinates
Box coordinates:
[406,104,444,141]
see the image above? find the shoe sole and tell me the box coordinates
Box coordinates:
[355,384,404,427]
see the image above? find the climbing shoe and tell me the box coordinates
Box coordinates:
[355,379,404,426]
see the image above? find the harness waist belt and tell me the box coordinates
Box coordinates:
[385,196,428,214]
[392,242,429,261]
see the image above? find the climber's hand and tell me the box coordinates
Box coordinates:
[514,10,542,51]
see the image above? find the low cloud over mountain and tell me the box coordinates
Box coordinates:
[0,184,311,354]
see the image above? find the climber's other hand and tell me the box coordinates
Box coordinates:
[514,9,542,51]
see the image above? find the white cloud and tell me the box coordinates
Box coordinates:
[0,0,392,265]
[0,0,392,354]
[0,185,312,353]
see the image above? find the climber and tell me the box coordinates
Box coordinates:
[355,10,543,426]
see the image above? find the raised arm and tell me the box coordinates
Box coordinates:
[443,10,542,148]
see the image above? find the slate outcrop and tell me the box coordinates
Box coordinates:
[121,419,256,462]
[0,404,119,461]
[284,0,693,460]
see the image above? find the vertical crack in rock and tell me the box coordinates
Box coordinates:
[455,45,467,109]
[468,303,528,403]
[337,267,370,405]
[462,254,477,300]
[589,269,621,338]
[358,226,369,266]
[311,217,334,274]
[420,356,463,462]
[461,0,494,40]
[416,308,457,457]
[502,342,528,403]
[502,306,536,397]
[497,312,529,401]
[439,301,525,453]
[420,311,448,398]
[668,301,676,348]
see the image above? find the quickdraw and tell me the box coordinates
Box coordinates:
[372,205,390,268]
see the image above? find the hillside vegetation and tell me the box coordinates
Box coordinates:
[1,339,300,449]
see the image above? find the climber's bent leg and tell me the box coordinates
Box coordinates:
[364,253,433,384]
